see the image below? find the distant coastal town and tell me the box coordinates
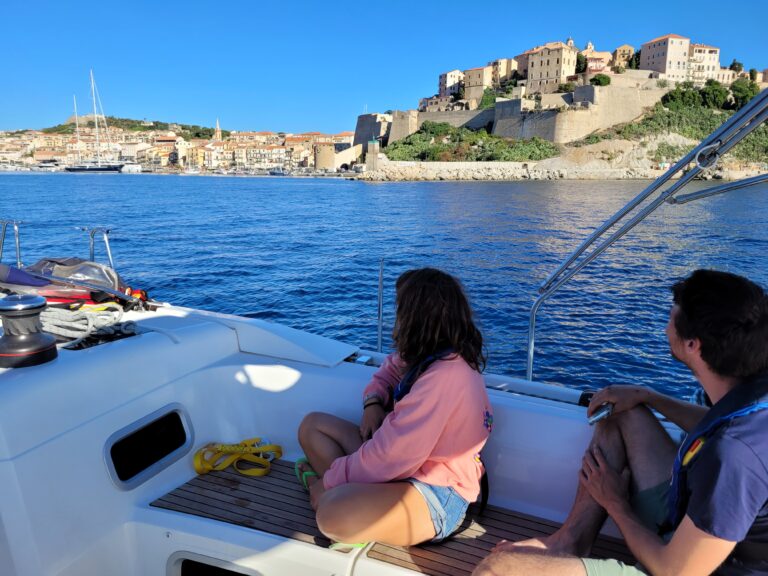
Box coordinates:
[1,32,766,180]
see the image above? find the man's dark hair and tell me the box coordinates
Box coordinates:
[394,267,486,372]
[672,269,768,379]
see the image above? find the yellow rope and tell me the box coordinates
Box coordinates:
[193,437,283,477]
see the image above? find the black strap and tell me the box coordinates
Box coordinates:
[478,469,489,515]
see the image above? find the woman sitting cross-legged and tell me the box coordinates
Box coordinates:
[297,267,493,548]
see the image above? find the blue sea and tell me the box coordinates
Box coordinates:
[2,173,766,398]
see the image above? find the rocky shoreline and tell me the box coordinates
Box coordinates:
[358,135,765,182]
[358,164,762,182]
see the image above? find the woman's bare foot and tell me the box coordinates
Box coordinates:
[296,460,319,489]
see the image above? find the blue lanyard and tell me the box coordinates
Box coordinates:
[665,401,768,531]
[393,349,455,403]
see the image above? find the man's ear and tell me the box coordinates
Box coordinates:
[687,338,702,354]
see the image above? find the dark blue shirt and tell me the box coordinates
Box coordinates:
[684,377,768,575]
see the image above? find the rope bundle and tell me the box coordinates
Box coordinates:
[40,304,130,348]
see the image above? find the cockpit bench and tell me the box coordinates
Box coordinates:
[151,459,635,575]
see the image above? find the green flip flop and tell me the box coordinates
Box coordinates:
[294,456,318,491]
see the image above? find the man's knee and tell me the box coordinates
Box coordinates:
[617,405,658,427]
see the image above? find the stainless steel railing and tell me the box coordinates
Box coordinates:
[78,226,116,270]
[526,89,768,381]
[0,220,22,267]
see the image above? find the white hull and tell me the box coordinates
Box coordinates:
[0,304,666,575]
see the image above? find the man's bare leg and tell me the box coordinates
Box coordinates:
[511,405,677,556]
[473,547,587,576]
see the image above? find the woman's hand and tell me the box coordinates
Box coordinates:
[580,447,630,515]
[360,404,386,441]
[587,385,651,418]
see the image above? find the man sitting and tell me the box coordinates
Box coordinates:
[474,269,768,576]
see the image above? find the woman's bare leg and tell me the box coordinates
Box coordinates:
[298,412,364,474]
[316,482,436,546]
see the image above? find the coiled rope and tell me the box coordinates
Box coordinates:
[40,304,130,348]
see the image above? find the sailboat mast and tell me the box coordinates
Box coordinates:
[90,69,101,166]
[73,95,82,163]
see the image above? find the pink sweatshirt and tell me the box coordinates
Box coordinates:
[323,353,493,502]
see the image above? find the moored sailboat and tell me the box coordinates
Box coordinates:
[65,70,124,173]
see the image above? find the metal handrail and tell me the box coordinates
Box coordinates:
[0,220,22,267]
[77,226,116,269]
[377,259,384,353]
[668,173,768,205]
[526,89,768,381]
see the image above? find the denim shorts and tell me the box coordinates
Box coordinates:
[407,478,469,542]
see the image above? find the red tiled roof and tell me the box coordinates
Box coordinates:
[645,33,689,44]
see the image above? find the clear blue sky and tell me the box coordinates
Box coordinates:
[1,0,765,133]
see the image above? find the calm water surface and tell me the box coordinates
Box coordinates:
[2,173,766,398]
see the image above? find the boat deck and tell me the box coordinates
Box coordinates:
[151,459,635,576]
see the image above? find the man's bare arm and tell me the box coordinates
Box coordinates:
[588,385,707,433]
[608,504,735,576]
[582,448,735,576]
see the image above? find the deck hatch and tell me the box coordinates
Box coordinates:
[106,403,194,490]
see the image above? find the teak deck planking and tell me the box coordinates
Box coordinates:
[151,459,636,575]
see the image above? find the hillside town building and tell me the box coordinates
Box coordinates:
[581,42,613,72]
[463,65,494,102]
[438,70,464,98]
[524,39,579,94]
[640,34,691,82]
[488,58,519,88]
[611,44,635,68]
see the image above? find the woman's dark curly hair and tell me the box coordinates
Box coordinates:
[393,267,486,372]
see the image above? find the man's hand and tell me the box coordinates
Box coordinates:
[580,446,630,514]
[588,385,652,418]
[360,404,386,441]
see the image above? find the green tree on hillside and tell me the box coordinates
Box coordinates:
[662,83,703,110]
[479,88,496,109]
[749,68,758,82]
[700,79,729,109]
[576,53,587,73]
[730,78,760,110]
[729,59,744,73]
[590,74,611,86]
[628,51,641,70]
[383,123,559,162]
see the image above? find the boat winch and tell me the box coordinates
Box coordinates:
[0,294,58,368]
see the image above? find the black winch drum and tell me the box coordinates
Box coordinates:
[0,294,58,368]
